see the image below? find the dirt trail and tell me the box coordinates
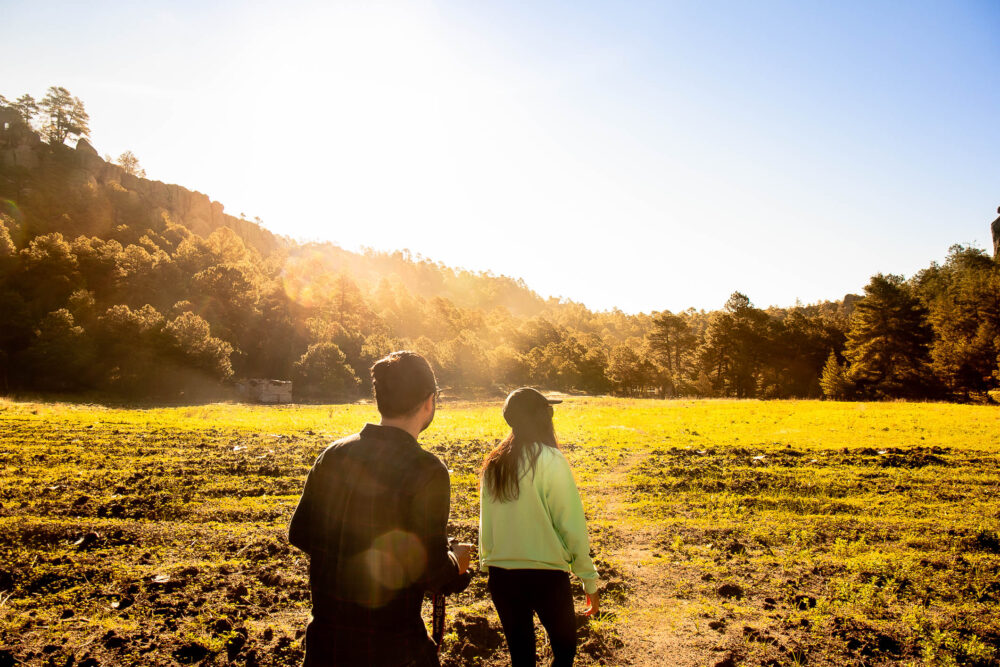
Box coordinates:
[589,451,721,667]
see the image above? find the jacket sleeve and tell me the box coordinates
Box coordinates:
[288,459,320,555]
[411,464,472,595]
[545,451,600,594]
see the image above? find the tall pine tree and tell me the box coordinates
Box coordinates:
[843,274,935,399]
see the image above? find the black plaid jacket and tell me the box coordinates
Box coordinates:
[289,423,471,666]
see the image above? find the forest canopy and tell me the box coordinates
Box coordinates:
[2,89,998,403]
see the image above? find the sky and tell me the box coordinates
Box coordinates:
[2,0,998,313]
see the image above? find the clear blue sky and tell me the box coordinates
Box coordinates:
[2,0,998,313]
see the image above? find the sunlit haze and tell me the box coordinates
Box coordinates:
[3,1,998,313]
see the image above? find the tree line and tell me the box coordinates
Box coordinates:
[1,88,998,402]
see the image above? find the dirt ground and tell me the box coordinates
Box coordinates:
[3,398,1000,666]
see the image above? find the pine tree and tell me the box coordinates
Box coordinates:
[39,86,90,145]
[843,274,935,399]
[648,310,696,395]
[915,245,1000,400]
[820,350,851,400]
[698,292,769,397]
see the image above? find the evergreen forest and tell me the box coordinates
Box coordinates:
[2,88,998,403]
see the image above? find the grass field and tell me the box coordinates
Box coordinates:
[1,397,999,666]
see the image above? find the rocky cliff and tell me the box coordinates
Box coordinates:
[0,107,282,256]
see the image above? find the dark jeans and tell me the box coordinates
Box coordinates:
[487,567,577,667]
[303,617,440,667]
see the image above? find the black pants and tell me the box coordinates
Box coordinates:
[487,568,577,667]
[303,617,440,667]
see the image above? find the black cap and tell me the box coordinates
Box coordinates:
[502,387,562,427]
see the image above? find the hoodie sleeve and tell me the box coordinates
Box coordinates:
[544,450,599,594]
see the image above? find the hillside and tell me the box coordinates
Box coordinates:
[0,104,653,398]
[0,108,280,258]
[1,93,998,403]
[0,106,552,319]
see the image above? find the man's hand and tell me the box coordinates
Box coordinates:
[453,543,474,574]
[585,591,600,616]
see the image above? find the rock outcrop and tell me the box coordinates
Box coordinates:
[0,114,282,256]
[0,108,43,171]
[67,137,281,253]
[992,206,1000,260]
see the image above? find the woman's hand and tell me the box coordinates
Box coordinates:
[585,591,600,616]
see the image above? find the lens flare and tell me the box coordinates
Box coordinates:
[371,530,426,587]
[282,250,335,309]
[343,529,427,608]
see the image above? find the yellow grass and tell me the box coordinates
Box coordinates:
[1,397,998,666]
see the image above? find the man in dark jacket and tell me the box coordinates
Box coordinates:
[289,351,473,666]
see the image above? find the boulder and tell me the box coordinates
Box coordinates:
[75,137,106,173]
[75,137,99,156]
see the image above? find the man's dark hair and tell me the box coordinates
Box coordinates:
[370,351,438,418]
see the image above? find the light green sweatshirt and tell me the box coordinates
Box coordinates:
[478,444,599,594]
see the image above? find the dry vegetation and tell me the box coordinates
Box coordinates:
[1,398,998,666]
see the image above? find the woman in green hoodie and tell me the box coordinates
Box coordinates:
[479,387,600,667]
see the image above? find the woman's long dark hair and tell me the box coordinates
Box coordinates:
[481,406,558,502]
